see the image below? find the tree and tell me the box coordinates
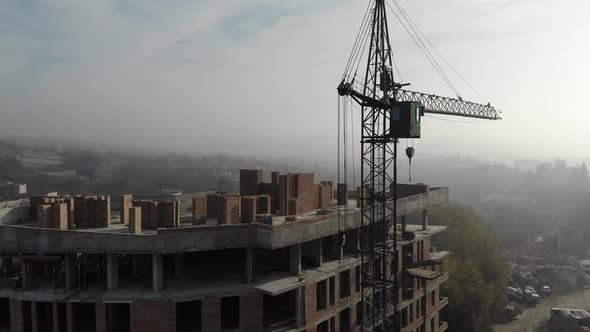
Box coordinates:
[431,205,509,332]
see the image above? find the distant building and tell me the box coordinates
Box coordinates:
[0,182,26,201]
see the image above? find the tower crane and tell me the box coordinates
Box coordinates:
[336,0,500,331]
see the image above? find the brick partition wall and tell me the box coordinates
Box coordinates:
[120,195,133,225]
[202,296,221,332]
[240,170,263,196]
[130,301,175,332]
[239,292,263,332]
[192,196,207,225]
[241,196,257,223]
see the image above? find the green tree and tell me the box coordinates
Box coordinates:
[431,205,509,332]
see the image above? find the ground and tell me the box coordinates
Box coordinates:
[493,289,590,332]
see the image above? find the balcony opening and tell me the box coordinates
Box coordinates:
[220,296,239,330]
[107,303,130,332]
[22,301,32,332]
[339,270,351,298]
[176,300,202,332]
[329,276,335,306]
[37,302,53,331]
[340,308,351,332]
[263,290,295,330]
[73,303,96,332]
[316,280,327,311]
[317,319,329,332]
[0,298,9,331]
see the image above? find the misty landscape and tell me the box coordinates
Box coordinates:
[1,1,589,332]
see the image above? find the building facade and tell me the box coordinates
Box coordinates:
[0,170,449,332]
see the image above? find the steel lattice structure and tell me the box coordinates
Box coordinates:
[396,89,500,120]
[337,0,500,331]
[357,0,399,331]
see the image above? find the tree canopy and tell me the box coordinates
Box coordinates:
[430,205,509,332]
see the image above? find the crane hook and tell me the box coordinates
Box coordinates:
[405,147,415,181]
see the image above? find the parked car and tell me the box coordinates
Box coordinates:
[541,285,552,294]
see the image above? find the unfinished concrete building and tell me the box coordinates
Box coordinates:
[0,170,449,332]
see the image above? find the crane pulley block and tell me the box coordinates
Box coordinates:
[390,101,422,138]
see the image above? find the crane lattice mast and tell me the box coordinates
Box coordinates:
[337,0,500,331]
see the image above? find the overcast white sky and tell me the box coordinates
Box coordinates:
[1,0,588,164]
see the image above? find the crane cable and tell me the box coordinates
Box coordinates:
[342,1,374,81]
[390,0,489,103]
[384,0,461,98]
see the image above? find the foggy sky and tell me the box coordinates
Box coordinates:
[1,0,588,164]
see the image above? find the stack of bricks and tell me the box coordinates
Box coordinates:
[36,203,68,230]
[128,206,142,234]
[206,193,241,225]
[30,196,74,228]
[192,196,207,225]
[132,200,181,229]
[119,194,133,225]
[240,170,334,218]
[318,181,333,209]
[240,194,272,224]
[157,201,181,228]
[73,196,111,228]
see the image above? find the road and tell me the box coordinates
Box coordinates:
[493,290,590,332]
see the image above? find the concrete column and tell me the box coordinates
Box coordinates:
[31,301,38,332]
[315,239,323,267]
[66,303,74,332]
[106,254,119,291]
[295,287,305,328]
[401,215,407,233]
[245,247,254,284]
[152,254,163,292]
[64,254,76,292]
[20,259,28,289]
[289,244,301,275]
[422,209,428,230]
[174,253,184,279]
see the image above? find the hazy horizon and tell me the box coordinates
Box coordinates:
[1,0,588,163]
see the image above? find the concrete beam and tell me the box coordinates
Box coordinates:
[106,254,119,291]
[289,244,301,275]
[295,287,305,328]
[152,253,163,292]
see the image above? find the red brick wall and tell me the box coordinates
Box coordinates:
[241,196,257,223]
[50,203,68,230]
[318,184,332,209]
[219,196,240,224]
[9,298,23,332]
[240,292,263,332]
[240,169,263,196]
[95,303,107,332]
[256,195,271,214]
[129,207,142,234]
[288,199,300,216]
[202,296,220,332]
[130,301,175,332]
[206,194,221,219]
[133,201,159,229]
[192,196,207,225]
[157,201,176,228]
[120,194,133,225]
